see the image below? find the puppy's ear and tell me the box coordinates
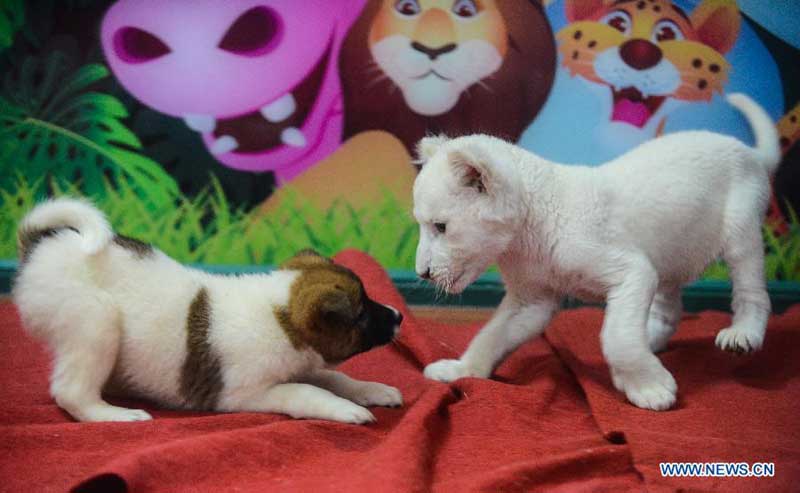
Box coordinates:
[281,249,332,270]
[318,288,354,323]
[415,135,450,165]
[448,146,496,195]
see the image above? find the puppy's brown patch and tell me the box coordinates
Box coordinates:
[180,287,223,410]
[17,226,78,263]
[113,234,154,258]
[275,251,365,363]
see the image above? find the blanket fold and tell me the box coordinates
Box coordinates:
[0,249,796,492]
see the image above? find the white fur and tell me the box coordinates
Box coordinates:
[13,199,402,423]
[413,93,780,411]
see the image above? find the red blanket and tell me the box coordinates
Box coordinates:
[1,250,798,492]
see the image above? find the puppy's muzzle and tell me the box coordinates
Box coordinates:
[384,304,404,336]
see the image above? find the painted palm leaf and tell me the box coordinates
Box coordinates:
[0,53,177,206]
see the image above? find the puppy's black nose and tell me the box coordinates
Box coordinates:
[419,269,431,280]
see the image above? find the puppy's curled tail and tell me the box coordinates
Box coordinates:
[726,93,781,174]
[18,198,112,259]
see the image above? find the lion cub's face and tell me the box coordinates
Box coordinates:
[368,0,508,116]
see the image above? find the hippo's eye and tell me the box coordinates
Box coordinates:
[452,0,478,18]
[600,10,631,35]
[652,20,684,42]
[113,27,171,63]
[434,222,447,234]
[395,0,421,17]
[218,6,282,56]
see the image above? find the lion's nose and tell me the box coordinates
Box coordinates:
[411,41,456,61]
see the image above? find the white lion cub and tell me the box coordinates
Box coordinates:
[412,93,780,410]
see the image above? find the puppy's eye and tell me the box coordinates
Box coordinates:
[434,222,447,234]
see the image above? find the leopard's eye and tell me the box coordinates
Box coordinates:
[600,10,632,35]
[652,20,684,42]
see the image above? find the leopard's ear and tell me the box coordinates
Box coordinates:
[690,0,740,54]
[564,0,609,22]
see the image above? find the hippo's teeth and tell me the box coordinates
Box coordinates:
[260,94,296,123]
[210,135,238,155]
[280,127,307,148]
[183,114,216,133]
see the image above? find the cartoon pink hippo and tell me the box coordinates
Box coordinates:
[101,0,366,184]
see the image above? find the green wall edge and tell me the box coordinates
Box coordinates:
[2,260,798,313]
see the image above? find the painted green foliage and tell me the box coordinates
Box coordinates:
[0,53,177,206]
[0,0,25,51]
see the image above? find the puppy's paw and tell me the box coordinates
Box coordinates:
[424,359,481,383]
[328,401,376,425]
[610,359,677,411]
[81,405,153,422]
[350,382,403,408]
[715,326,764,354]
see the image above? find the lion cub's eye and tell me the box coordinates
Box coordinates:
[452,0,478,18]
[395,0,421,17]
[434,222,447,234]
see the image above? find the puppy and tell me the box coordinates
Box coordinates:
[13,200,403,423]
[413,93,779,411]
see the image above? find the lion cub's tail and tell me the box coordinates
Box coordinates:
[18,198,113,261]
[726,93,781,174]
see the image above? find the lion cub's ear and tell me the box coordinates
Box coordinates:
[281,249,332,270]
[448,146,494,195]
[415,135,450,165]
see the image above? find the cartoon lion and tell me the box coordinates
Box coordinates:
[340,0,556,152]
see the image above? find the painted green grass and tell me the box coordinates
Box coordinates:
[1,176,798,281]
[0,176,418,268]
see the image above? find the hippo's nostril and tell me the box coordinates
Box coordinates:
[114,27,171,63]
[218,6,282,57]
[619,39,663,70]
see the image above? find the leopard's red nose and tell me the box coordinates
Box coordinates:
[619,39,663,70]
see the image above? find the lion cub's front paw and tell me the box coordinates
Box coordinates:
[424,359,482,383]
[350,382,403,408]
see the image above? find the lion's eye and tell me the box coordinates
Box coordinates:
[434,222,447,234]
[600,10,631,35]
[652,20,684,42]
[395,0,421,17]
[452,0,478,18]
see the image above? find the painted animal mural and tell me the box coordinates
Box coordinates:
[340,0,557,152]
[518,0,784,164]
[558,0,739,131]
[101,0,366,184]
